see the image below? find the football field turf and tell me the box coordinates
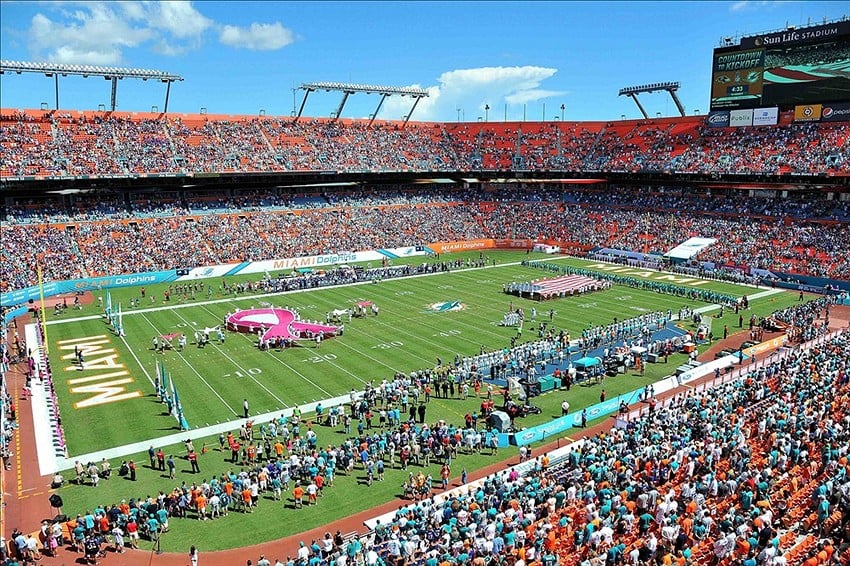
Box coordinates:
[44,252,797,455]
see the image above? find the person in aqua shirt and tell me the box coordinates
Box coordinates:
[156,507,169,532]
[606,543,626,565]
[639,511,653,534]
[72,521,86,550]
[146,516,160,540]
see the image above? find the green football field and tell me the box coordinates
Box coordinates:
[44,252,797,455]
[41,251,803,551]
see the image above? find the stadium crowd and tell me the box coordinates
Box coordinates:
[2,111,848,178]
[3,186,850,293]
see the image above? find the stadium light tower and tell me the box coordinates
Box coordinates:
[0,60,183,112]
[295,82,429,127]
[618,81,686,119]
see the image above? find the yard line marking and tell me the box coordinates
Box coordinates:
[138,311,239,416]
[119,332,156,389]
[288,294,440,367]
[171,307,289,409]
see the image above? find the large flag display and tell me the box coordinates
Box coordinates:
[664,237,717,260]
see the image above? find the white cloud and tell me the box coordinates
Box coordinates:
[151,1,213,39]
[152,40,189,57]
[29,6,154,65]
[729,1,786,12]
[219,22,295,51]
[26,2,295,65]
[380,66,567,122]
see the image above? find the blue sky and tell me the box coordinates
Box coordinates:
[1,1,847,122]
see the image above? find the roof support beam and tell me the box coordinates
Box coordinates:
[618,81,684,119]
[403,96,424,127]
[163,81,172,114]
[295,88,313,122]
[368,94,389,127]
[110,77,118,112]
[1,60,182,113]
[629,94,649,119]
[669,90,686,117]
[333,91,353,121]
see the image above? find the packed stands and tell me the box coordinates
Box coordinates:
[2,110,849,290]
[3,186,850,292]
[2,110,849,177]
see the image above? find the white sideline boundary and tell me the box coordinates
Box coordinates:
[25,323,61,476]
[30,257,787,474]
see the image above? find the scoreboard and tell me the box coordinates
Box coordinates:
[710,20,850,111]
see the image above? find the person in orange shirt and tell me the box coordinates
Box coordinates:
[242,487,253,512]
[196,493,207,520]
[822,540,835,563]
[544,530,556,553]
[293,484,304,508]
[681,514,694,537]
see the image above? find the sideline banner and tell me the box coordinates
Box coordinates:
[794,104,822,122]
[428,239,495,253]
[744,335,788,356]
[428,239,534,253]
[1,246,432,306]
[495,239,533,249]
[2,306,29,323]
[821,102,850,123]
[1,270,178,308]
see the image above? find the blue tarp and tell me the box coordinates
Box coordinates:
[511,387,646,446]
[574,356,602,370]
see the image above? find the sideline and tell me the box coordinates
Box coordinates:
[44,260,532,326]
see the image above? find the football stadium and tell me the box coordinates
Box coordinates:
[2,5,850,566]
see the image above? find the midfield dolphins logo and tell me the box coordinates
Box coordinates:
[427,300,465,313]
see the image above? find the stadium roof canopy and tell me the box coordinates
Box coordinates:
[295,81,430,127]
[0,60,184,112]
[618,81,685,119]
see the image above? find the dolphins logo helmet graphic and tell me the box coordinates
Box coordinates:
[428,300,465,312]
